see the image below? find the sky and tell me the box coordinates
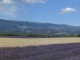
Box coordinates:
[0,0,80,26]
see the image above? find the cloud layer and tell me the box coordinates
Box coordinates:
[23,0,45,4]
[0,0,77,18]
[0,0,46,17]
[0,0,16,4]
[60,7,77,14]
[0,0,18,17]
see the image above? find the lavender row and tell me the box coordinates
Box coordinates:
[0,43,80,60]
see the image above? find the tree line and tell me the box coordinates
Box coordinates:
[0,33,77,37]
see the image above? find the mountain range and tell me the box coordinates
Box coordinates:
[0,19,80,35]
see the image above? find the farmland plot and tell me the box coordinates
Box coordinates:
[0,37,80,47]
[0,37,80,60]
[0,43,80,60]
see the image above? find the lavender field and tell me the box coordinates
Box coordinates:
[0,43,80,60]
[0,38,80,60]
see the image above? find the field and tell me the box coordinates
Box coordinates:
[0,37,80,47]
[0,37,80,60]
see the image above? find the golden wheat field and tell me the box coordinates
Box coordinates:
[0,37,80,47]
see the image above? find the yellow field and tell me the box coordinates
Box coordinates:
[0,37,80,47]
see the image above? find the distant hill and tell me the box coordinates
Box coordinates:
[0,19,80,35]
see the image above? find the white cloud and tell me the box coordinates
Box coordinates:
[5,6,17,17]
[0,0,45,17]
[0,0,15,4]
[0,5,17,17]
[23,0,45,4]
[0,0,17,17]
[60,7,77,14]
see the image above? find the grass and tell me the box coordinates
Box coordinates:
[0,37,80,47]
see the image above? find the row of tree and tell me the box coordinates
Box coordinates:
[0,33,77,37]
[77,34,80,37]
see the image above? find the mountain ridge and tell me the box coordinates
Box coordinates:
[0,19,80,35]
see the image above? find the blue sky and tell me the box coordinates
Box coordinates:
[0,0,80,26]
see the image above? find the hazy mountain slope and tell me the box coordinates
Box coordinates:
[0,19,80,35]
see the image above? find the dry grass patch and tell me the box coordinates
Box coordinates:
[0,37,80,47]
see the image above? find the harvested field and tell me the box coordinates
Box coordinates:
[0,37,80,47]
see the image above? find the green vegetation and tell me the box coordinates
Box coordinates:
[0,33,75,37]
[76,34,80,37]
